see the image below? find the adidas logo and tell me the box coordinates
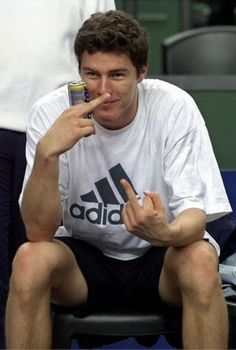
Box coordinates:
[70,164,137,225]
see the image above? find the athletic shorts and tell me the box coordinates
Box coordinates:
[56,237,167,312]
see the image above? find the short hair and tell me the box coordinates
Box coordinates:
[74,10,149,74]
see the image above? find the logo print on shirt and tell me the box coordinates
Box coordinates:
[70,164,137,225]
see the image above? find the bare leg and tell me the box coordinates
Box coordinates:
[6,240,88,349]
[159,241,228,349]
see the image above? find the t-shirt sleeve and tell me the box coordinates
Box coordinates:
[163,96,231,222]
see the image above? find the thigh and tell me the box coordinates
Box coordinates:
[55,236,115,311]
[50,239,89,306]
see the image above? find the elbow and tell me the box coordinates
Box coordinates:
[22,216,59,242]
[25,224,58,242]
[21,208,61,242]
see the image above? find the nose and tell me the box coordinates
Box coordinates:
[98,76,111,95]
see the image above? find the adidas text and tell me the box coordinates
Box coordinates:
[70,203,124,225]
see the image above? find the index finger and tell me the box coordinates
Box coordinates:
[73,93,111,115]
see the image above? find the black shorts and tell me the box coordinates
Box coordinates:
[56,237,167,312]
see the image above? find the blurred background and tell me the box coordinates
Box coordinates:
[115,0,236,76]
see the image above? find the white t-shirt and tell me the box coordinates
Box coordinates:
[21,79,232,260]
[0,0,115,132]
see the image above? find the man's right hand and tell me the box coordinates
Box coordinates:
[37,93,110,159]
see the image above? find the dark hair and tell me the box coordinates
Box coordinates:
[74,10,149,74]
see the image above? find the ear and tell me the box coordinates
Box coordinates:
[137,65,148,82]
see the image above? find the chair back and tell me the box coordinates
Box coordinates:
[162,26,236,74]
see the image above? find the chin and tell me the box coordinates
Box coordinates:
[96,111,116,120]
[95,114,119,128]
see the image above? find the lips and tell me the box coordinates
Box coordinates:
[101,100,117,107]
[104,99,116,104]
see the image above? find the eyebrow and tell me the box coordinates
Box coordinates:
[82,67,128,74]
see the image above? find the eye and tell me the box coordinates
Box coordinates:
[85,71,99,79]
[111,72,125,80]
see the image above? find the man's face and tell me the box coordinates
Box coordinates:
[80,51,147,130]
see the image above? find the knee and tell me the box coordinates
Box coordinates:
[10,242,53,297]
[165,242,221,303]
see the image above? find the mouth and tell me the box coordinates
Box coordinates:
[101,100,117,108]
[104,99,116,104]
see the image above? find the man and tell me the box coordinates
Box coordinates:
[6,10,231,349]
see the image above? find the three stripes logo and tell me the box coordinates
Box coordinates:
[70,164,137,225]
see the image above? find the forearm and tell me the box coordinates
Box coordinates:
[168,208,206,247]
[21,144,62,242]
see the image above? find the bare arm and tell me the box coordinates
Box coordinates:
[120,179,206,247]
[21,149,61,242]
[21,93,110,242]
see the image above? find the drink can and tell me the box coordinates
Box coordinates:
[68,81,91,118]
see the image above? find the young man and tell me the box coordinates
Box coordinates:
[6,10,231,349]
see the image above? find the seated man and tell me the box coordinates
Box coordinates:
[6,10,231,349]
